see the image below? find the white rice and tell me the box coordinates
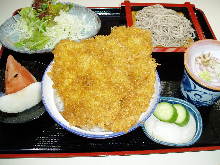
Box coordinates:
[54,90,64,112]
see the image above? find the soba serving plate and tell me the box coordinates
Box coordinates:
[0,3,101,54]
[121,1,216,52]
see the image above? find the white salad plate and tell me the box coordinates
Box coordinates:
[0,3,101,54]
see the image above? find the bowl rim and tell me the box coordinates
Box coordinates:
[142,96,203,147]
[42,62,161,139]
[184,39,220,91]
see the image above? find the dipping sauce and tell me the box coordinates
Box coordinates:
[194,52,220,86]
[144,113,196,144]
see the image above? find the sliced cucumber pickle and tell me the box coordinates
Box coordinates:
[153,102,178,123]
[173,104,190,127]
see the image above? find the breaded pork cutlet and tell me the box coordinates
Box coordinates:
[50,26,157,132]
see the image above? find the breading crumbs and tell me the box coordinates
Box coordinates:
[49,26,157,132]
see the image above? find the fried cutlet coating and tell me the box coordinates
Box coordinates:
[50,26,157,132]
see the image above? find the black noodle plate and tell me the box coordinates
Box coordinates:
[0,6,219,156]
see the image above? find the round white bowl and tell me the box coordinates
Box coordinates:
[42,62,161,139]
[184,39,220,91]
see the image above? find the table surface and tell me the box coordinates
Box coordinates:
[1,0,220,164]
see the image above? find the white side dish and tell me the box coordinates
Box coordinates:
[144,113,196,144]
[0,82,41,113]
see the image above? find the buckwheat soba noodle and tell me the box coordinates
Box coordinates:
[135,4,196,47]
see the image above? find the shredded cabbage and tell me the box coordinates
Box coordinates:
[44,11,93,49]
[14,1,73,51]
[15,7,50,50]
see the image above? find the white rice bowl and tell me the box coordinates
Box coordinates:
[42,63,161,139]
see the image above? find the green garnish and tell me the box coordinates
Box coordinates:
[15,0,73,51]
[15,30,50,50]
[199,71,212,82]
[18,7,46,32]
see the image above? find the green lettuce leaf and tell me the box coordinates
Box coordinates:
[15,7,50,50]
[19,7,48,33]
[15,2,73,51]
[199,71,212,82]
[15,30,50,50]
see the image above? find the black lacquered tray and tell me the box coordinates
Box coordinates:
[0,4,219,158]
